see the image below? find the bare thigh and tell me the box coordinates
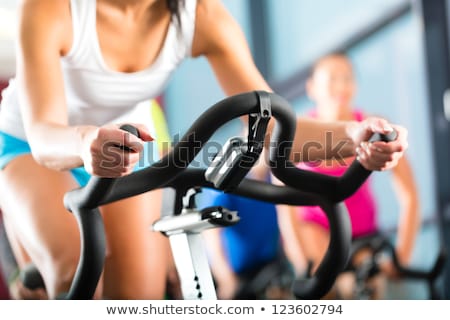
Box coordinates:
[2,213,30,268]
[1,155,169,299]
[296,220,330,269]
[297,221,385,299]
[102,189,169,299]
[0,155,82,298]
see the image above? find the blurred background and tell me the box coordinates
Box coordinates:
[1,0,449,299]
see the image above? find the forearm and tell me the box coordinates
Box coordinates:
[276,205,308,275]
[203,229,235,281]
[26,122,94,171]
[391,156,421,265]
[290,117,357,162]
[396,203,420,265]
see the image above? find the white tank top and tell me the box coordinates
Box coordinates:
[0,0,197,140]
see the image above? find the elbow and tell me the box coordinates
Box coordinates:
[407,197,421,219]
[29,148,69,172]
[400,196,421,232]
[27,137,48,167]
[398,187,420,214]
[29,146,47,167]
[30,150,57,170]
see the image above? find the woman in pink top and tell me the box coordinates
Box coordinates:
[281,53,420,298]
[297,109,378,238]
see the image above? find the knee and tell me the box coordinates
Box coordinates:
[104,263,167,300]
[39,244,80,298]
[107,282,166,300]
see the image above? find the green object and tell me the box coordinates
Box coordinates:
[150,100,172,153]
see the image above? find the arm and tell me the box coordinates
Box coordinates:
[16,1,150,176]
[192,0,270,95]
[192,0,407,171]
[288,117,408,171]
[391,156,421,265]
[276,204,308,275]
[202,228,239,299]
[17,0,83,170]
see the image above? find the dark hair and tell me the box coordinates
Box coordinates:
[166,0,185,26]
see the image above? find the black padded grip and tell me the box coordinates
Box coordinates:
[368,130,398,143]
[119,124,140,138]
[119,124,140,151]
[20,263,45,290]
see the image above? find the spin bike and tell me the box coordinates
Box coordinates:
[346,232,446,299]
[21,91,396,299]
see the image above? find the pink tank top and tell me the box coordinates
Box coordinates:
[296,110,377,238]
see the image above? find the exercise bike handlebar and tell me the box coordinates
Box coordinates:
[389,244,445,282]
[62,91,398,299]
[348,233,446,299]
[269,123,398,203]
[364,235,446,281]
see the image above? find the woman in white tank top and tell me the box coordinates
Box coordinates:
[0,0,408,299]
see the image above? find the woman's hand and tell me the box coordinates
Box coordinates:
[9,278,48,300]
[378,258,401,279]
[347,117,409,171]
[80,124,153,177]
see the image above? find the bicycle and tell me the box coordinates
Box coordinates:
[20,91,394,299]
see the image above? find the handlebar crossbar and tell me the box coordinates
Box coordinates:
[57,91,396,299]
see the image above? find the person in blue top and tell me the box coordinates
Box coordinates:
[200,158,293,299]
[205,192,279,274]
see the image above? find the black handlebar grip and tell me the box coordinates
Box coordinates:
[119,124,140,138]
[119,124,140,151]
[331,128,399,201]
[20,263,45,290]
[64,124,142,210]
[368,130,398,143]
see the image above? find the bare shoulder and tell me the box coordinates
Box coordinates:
[19,0,71,23]
[18,0,72,54]
[192,0,242,57]
[194,0,229,37]
[195,0,223,15]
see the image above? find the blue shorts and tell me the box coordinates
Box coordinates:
[0,131,160,187]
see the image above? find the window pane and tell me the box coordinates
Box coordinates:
[267,0,408,81]
[349,13,436,227]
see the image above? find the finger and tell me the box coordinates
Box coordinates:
[91,165,134,178]
[91,154,136,177]
[365,151,395,168]
[367,118,394,134]
[115,152,140,170]
[15,282,46,300]
[119,132,145,152]
[392,124,408,141]
[371,141,405,153]
[368,144,397,161]
[99,127,145,152]
[102,144,141,166]
[89,143,141,177]
[124,123,155,142]
[124,151,141,167]
[37,288,48,300]
[357,146,394,171]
